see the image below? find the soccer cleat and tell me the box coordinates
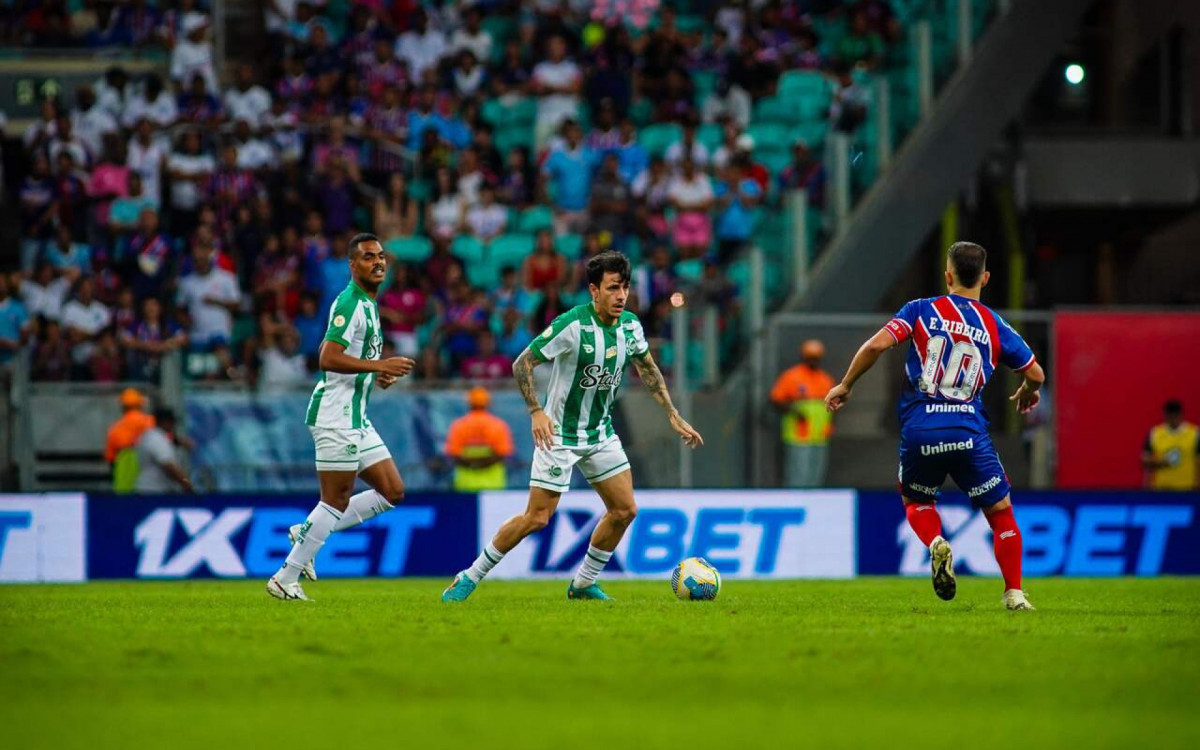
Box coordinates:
[1003,589,1035,611]
[441,572,477,602]
[267,576,312,602]
[929,536,957,601]
[288,524,317,581]
[567,582,611,601]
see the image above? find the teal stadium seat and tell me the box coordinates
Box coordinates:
[753,96,798,126]
[555,233,583,260]
[518,206,554,234]
[675,258,704,282]
[451,235,485,264]
[746,123,790,152]
[639,123,683,158]
[697,122,724,152]
[490,233,536,269]
[384,236,432,263]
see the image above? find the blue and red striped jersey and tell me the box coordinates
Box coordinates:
[883,294,1036,430]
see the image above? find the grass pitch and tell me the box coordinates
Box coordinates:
[1,577,1197,750]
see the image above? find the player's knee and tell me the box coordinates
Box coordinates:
[525,507,554,532]
[610,504,638,527]
[382,480,405,506]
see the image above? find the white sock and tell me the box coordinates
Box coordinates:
[571,545,613,589]
[464,542,505,583]
[334,490,394,531]
[277,502,341,585]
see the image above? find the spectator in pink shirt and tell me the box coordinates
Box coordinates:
[378,264,429,358]
[459,330,511,381]
[86,136,130,233]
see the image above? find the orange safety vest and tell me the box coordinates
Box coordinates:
[770,365,835,446]
[445,410,515,491]
[105,410,156,463]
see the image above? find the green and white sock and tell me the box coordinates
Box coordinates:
[571,545,613,589]
[277,502,341,585]
[334,490,394,531]
[465,543,505,583]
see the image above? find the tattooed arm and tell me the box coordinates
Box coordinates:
[513,348,555,451]
[633,353,704,448]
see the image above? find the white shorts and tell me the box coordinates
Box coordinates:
[310,426,392,473]
[530,435,631,493]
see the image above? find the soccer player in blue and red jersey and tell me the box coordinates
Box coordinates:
[825,242,1045,610]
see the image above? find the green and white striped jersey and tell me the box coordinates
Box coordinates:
[528,304,650,448]
[305,281,383,429]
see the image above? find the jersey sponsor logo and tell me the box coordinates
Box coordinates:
[363,333,382,360]
[582,343,594,354]
[541,326,554,339]
[906,481,940,496]
[605,346,617,359]
[346,444,358,456]
[927,316,991,346]
[334,314,346,328]
[967,475,1001,498]
[925,403,976,414]
[579,364,622,390]
[549,466,564,478]
[920,438,974,456]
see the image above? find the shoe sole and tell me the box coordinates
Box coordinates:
[930,539,956,601]
[288,528,317,582]
[266,578,312,602]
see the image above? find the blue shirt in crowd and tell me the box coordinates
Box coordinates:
[542,147,597,212]
[714,179,762,241]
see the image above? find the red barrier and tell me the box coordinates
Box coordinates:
[1055,312,1200,487]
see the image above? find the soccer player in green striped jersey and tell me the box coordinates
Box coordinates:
[268,234,416,602]
[443,251,704,602]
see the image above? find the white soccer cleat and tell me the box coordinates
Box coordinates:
[267,576,313,602]
[288,524,318,581]
[1003,589,1035,611]
[929,536,957,601]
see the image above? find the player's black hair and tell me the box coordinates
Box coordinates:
[1164,399,1183,415]
[948,242,987,288]
[586,251,632,288]
[348,232,381,259]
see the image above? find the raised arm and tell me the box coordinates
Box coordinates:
[513,348,554,451]
[825,328,896,412]
[632,352,703,448]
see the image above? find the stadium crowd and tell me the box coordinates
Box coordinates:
[7,0,898,386]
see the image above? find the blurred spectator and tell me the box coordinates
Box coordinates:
[170,15,218,92]
[692,257,739,314]
[87,136,130,236]
[778,139,826,208]
[452,50,487,98]
[542,120,594,235]
[830,62,869,134]
[53,151,90,238]
[614,118,648,185]
[379,264,429,358]
[466,184,508,243]
[109,172,158,233]
[523,230,569,292]
[45,226,92,276]
[633,245,677,309]
[701,79,752,130]
[61,277,112,377]
[32,318,72,381]
[120,297,186,381]
[714,157,763,262]
[233,119,275,173]
[590,153,632,247]
[585,100,621,154]
[224,64,272,129]
[396,9,447,81]
[375,172,420,240]
[532,35,582,147]
[0,274,31,364]
[258,322,310,391]
[444,386,514,491]
[91,328,123,382]
[293,291,325,366]
[48,114,90,168]
[497,307,531,361]
[441,279,489,368]
[838,10,885,69]
[632,156,673,243]
[770,339,835,488]
[497,146,536,208]
[123,75,178,129]
[20,262,72,322]
[665,119,710,170]
[668,158,715,259]
[135,408,194,494]
[121,208,173,301]
[177,244,241,379]
[177,74,224,128]
[166,130,214,237]
[254,232,300,318]
[1142,400,1198,490]
[207,143,262,231]
[531,284,567,332]
[491,266,529,316]
[460,330,511,380]
[105,388,155,491]
[20,153,57,271]
[451,7,493,63]
[425,237,464,290]
[127,118,169,205]
[364,85,408,185]
[427,166,465,241]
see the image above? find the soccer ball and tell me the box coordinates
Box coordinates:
[671,557,721,601]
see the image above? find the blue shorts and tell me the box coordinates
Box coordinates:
[898,426,1010,507]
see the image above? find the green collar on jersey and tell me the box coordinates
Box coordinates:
[348,279,377,302]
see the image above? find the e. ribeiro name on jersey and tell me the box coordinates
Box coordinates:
[305,282,384,429]
[528,304,650,448]
[884,294,1036,430]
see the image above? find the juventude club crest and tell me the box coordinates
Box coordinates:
[579,364,621,390]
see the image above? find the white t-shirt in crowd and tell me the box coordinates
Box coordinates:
[123,92,179,129]
[668,174,715,209]
[135,427,180,493]
[665,140,711,169]
[21,278,71,322]
[127,136,170,204]
[167,152,216,211]
[171,40,218,91]
[224,86,272,128]
[396,29,448,79]
[236,139,276,171]
[72,106,119,158]
[532,60,581,126]
[60,299,112,363]
[450,29,493,63]
[177,268,241,345]
[466,204,508,238]
[259,347,310,391]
